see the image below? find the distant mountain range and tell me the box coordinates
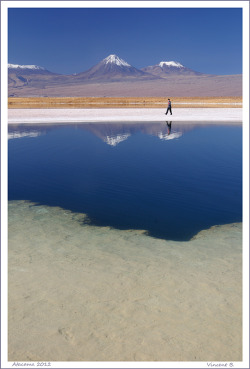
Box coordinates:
[8,54,242,97]
[8,54,205,83]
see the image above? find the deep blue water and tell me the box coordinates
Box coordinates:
[8,122,242,241]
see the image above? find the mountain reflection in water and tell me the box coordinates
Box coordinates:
[8,121,184,145]
[8,121,242,241]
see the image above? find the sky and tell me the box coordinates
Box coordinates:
[8,6,243,75]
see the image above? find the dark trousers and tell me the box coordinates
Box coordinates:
[166,107,172,115]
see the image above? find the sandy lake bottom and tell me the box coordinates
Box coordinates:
[8,200,242,362]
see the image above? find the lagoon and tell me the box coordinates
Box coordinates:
[8,120,243,362]
[8,121,242,241]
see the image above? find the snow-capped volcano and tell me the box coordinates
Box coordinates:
[142,60,204,76]
[74,54,158,81]
[103,55,131,67]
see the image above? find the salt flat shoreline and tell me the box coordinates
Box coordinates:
[8,108,242,124]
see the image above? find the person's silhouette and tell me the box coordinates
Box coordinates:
[166,121,172,135]
[165,99,172,115]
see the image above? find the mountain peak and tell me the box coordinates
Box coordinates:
[103,55,131,67]
[159,61,184,68]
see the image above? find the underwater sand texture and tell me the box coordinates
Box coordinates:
[8,200,242,362]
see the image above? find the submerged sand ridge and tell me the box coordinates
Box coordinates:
[8,200,242,362]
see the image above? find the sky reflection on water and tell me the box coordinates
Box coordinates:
[8,121,242,241]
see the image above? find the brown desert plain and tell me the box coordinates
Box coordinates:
[8,96,242,109]
[8,71,242,98]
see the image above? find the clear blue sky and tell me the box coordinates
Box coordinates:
[8,7,242,75]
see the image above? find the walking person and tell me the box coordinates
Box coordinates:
[165,98,172,115]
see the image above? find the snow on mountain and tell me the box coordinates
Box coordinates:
[104,55,131,67]
[159,61,184,68]
[8,64,46,70]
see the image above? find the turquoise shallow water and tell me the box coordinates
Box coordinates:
[8,199,242,361]
[8,121,242,240]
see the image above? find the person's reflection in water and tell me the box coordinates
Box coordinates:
[166,121,172,135]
